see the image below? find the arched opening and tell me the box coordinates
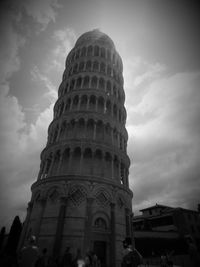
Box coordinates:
[83,76,90,88]
[105,152,112,178]
[80,95,87,110]
[100,62,105,73]
[94,217,107,229]
[86,119,94,139]
[79,61,84,71]
[62,148,70,174]
[71,147,81,174]
[76,77,82,89]
[83,148,93,175]
[81,47,86,57]
[65,98,71,112]
[51,151,61,175]
[94,149,102,176]
[97,97,104,113]
[105,100,111,115]
[86,61,92,71]
[87,45,93,56]
[91,76,98,89]
[99,78,105,90]
[96,121,103,141]
[72,95,79,110]
[60,121,66,140]
[100,47,106,58]
[89,95,96,111]
[77,118,85,138]
[93,61,99,72]
[114,156,119,180]
[94,46,99,56]
[107,65,111,76]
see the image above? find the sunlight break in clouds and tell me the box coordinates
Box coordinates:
[126,71,200,214]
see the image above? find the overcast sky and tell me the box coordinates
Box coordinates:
[0,0,200,230]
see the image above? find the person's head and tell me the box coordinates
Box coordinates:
[65,246,70,252]
[42,248,47,254]
[185,235,194,244]
[123,237,132,249]
[29,235,36,245]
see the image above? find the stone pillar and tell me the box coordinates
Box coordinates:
[84,198,93,253]
[77,97,81,110]
[110,203,116,267]
[111,157,114,179]
[68,151,73,173]
[125,208,131,237]
[48,157,55,176]
[130,212,135,248]
[57,153,63,175]
[80,152,83,174]
[17,202,33,252]
[86,98,90,110]
[56,124,61,142]
[53,197,67,257]
[93,123,96,140]
[37,162,43,180]
[34,198,47,240]
[111,128,114,145]
[42,160,48,179]
[70,98,73,110]
[95,98,98,112]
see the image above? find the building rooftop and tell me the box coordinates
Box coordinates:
[139,203,173,212]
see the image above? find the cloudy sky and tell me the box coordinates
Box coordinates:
[0,0,200,230]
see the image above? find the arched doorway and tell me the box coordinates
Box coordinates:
[92,217,110,267]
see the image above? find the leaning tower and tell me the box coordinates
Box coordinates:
[19,30,133,267]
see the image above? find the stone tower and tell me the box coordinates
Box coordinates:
[19,30,133,267]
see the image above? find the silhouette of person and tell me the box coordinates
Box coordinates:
[61,246,73,267]
[18,235,39,267]
[35,248,48,267]
[185,235,200,267]
[121,237,143,267]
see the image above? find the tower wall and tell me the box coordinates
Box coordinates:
[19,30,133,267]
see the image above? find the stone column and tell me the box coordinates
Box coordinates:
[110,203,116,267]
[34,198,47,240]
[86,98,90,110]
[53,197,67,257]
[57,153,63,175]
[37,162,43,180]
[17,202,33,252]
[95,98,98,112]
[93,123,96,140]
[56,124,61,142]
[48,157,55,176]
[77,97,81,110]
[41,160,48,179]
[111,128,114,145]
[80,152,83,174]
[125,208,131,237]
[84,198,93,253]
[111,157,114,179]
[130,212,135,248]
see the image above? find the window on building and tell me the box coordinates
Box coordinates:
[94,217,107,229]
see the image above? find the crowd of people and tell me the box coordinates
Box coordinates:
[1,234,200,267]
[16,235,101,267]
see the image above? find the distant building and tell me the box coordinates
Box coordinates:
[133,203,200,257]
